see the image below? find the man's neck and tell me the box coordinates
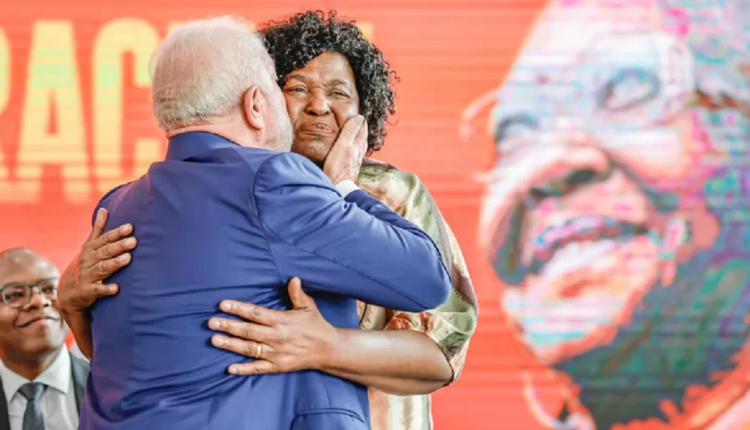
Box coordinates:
[1,347,62,381]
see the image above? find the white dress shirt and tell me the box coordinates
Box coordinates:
[0,349,79,430]
[335,180,360,197]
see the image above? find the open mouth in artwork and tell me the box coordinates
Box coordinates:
[527,215,651,277]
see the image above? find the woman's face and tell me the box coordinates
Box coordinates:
[282,51,360,164]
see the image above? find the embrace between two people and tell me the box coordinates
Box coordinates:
[54,11,478,430]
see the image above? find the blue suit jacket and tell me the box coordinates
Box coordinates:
[80,132,451,430]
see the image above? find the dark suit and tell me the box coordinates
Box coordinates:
[0,352,89,430]
[81,132,451,430]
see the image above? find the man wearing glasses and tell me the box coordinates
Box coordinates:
[0,248,88,430]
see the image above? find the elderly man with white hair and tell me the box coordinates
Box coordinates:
[59,16,451,430]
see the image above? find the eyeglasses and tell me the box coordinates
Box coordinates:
[0,278,59,309]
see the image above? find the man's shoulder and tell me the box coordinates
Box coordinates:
[93,180,139,225]
[94,176,148,215]
[167,142,284,176]
[223,148,330,190]
[253,151,329,188]
[224,146,285,172]
[98,182,131,205]
[98,148,284,200]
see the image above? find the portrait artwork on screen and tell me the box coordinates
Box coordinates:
[463,0,750,428]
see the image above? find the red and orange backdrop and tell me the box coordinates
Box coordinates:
[3,0,750,429]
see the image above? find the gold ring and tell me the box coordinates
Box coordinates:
[254,343,262,359]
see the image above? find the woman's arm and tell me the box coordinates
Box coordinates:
[57,209,135,359]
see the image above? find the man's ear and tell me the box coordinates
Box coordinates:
[242,86,265,131]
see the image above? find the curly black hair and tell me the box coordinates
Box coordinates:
[259,10,398,152]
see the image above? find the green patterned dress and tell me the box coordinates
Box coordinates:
[356,159,479,430]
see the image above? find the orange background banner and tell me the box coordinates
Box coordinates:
[0,1,540,428]
[3,0,750,429]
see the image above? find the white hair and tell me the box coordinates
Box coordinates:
[150,16,276,131]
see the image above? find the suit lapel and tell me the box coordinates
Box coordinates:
[0,373,10,430]
[70,355,90,414]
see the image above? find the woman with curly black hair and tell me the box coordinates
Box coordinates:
[260,10,396,160]
[209,11,478,430]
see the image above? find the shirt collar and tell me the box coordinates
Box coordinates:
[165,132,240,162]
[0,348,72,400]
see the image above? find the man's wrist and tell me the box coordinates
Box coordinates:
[334,180,360,197]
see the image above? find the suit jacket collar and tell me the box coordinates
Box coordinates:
[0,374,7,430]
[0,352,89,430]
[165,132,240,162]
[70,355,88,414]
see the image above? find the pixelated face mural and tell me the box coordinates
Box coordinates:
[464,0,750,428]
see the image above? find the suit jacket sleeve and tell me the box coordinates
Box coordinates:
[252,152,451,312]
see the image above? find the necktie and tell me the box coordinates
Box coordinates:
[18,382,46,430]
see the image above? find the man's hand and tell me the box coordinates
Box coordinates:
[208,277,339,375]
[58,208,136,314]
[323,115,368,185]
